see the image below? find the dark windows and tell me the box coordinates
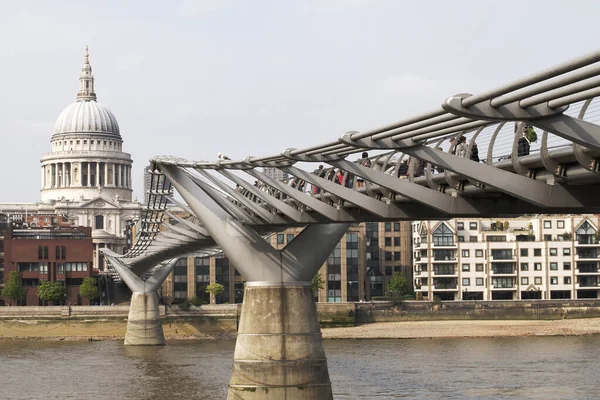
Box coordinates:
[520,248,528,257]
[534,248,542,257]
[276,234,284,244]
[432,223,454,246]
[393,223,400,232]
[95,215,104,230]
[384,222,391,232]
[469,222,478,230]
[384,237,392,247]
[457,222,464,230]
[286,234,294,243]
[394,237,400,246]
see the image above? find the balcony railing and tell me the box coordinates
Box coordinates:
[432,284,457,290]
[433,269,457,276]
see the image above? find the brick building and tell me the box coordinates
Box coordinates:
[3,226,94,305]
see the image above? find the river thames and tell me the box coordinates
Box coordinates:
[1,336,598,399]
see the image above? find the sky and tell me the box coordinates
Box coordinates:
[0,0,599,201]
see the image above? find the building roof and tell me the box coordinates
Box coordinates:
[52,47,121,139]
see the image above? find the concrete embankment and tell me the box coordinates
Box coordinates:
[3,299,600,341]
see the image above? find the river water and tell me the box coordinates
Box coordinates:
[1,336,598,399]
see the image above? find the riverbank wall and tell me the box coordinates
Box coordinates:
[2,300,600,339]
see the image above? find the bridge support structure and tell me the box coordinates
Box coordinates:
[102,251,177,346]
[161,164,350,399]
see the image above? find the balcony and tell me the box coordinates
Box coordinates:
[575,235,600,247]
[576,281,600,289]
[432,284,458,291]
[491,269,517,276]
[575,252,599,261]
[432,242,457,248]
[433,269,458,277]
[491,284,517,290]
[576,264,600,274]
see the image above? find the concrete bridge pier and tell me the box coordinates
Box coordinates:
[228,281,331,399]
[124,291,164,346]
[160,164,351,399]
[101,251,177,346]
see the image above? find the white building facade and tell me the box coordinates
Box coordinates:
[0,47,141,271]
[413,215,600,301]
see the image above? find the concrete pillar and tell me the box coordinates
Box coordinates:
[124,292,165,346]
[228,282,332,399]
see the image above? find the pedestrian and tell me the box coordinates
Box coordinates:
[397,159,409,178]
[518,133,531,156]
[356,152,371,188]
[455,136,468,158]
[470,141,480,162]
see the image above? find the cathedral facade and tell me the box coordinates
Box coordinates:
[0,48,141,271]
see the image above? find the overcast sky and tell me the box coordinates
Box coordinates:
[1,0,599,201]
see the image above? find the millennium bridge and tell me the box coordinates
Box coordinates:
[102,50,600,399]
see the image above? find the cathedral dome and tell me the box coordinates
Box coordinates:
[53,101,120,137]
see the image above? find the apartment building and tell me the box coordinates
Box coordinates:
[412,215,600,301]
[162,221,412,304]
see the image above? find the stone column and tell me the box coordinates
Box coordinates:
[53,163,57,187]
[41,165,45,189]
[124,292,165,346]
[112,163,116,187]
[61,163,65,187]
[228,282,332,399]
[96,162,100,187]
[104,163,108,186]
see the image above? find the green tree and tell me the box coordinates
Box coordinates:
[37,281,67,305]
[311,274,325,294]
[205,283,225,298]
[79,278,99,303]
[388,272,412,297]
[526,125,538,143]
[2,271,27,305]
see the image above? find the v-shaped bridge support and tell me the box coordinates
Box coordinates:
[160,164,348,399]
[103,250,178,346]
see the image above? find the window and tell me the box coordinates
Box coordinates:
[43,246,48,260]
[432,224,454,246]
[550,262,558,270]
[563,248,571,256]
[38,245,43,260]
[470,236,478,243]
[557,220,565,229]
[462,278,470,286]
[534,263,542,271]
[56,246,60,259]
[576,221,597,244]
[469,222,478,230]
[385,266,393,275]
[521,277,529,285]
[475,249,483,257]
[385,237,392,247]
[457,222,464,230]
[544,221,552,229]
[476,278,484,286]
[277,234,284,244]
[534,277,542,285]
[549,248,557,256]
[385,252,392,261]
[563,262,571,270]
[394,237,400,246]
[520,248,528,257]
[550,277,558,285]
[286,234,294,243]
[63,262,88,272]
[534,249,542,256]
[476,263,484,272]
[458,236,465,243]
[486,235,507,242]
[564,277,571,284]
[394,252,400,261]
[544,234,552,241]
[384,222,391,232]
[393,223,400,232]
[521,263,529,271]
[95,215,104,230]
[462,264,470,272]
[462,250,470,257]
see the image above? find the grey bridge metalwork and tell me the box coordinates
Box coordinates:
[102,51,600,399]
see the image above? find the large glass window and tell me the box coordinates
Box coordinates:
[432,224,454,246]
[95,215,104,230]
[577,221,597,244]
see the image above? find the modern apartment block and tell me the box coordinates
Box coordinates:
[162,221,412,303]
[412,215,600,301]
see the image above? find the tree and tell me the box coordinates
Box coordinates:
[526,125,538,143]
[311,274,325,294]
[2,271,27,305]
[79,278,99,303]
[388,272,412,298]
[38,281,67,305]
[205,283,225,299]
